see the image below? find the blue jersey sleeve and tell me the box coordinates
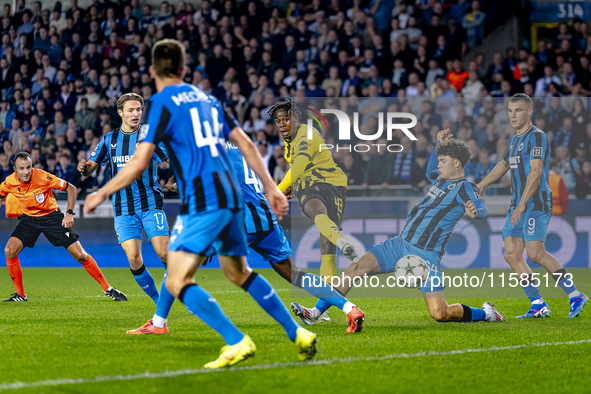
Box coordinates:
[90,135,110,165]
[223,108,240,130]
[426,145,439,184]
[456,182,488,218]
[140,99,171,145]
[153,142,168,163]
[530,132,548,161]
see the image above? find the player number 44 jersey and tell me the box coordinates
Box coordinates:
[139,83,243,216]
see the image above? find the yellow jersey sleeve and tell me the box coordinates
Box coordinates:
[277,168,291,192]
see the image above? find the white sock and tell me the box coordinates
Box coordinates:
[568,290,581,299]
[342,301,354,315]
[152,314,167,328]
[532,298,544,305]
[484,308,491,320]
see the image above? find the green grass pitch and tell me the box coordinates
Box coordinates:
[1,268,590,393]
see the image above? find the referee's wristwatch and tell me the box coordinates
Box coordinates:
[66,209,75,216]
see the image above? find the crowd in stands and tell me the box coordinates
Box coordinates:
[0,0,590,199]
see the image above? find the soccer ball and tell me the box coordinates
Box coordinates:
[394,255,430,288]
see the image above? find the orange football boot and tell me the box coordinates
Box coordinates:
[346,306,364,333]
[126,319,169,335]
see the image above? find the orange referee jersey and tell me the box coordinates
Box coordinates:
[0,168,68,217]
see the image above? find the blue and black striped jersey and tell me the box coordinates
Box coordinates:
[401,145,488,254]
[503,125,552,214]
[226,142,276,234]
[91,127,168,216]
[139,83,242,215]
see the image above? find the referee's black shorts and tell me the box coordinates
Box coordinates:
[11,210,79,248]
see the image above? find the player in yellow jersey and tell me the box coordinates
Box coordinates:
[268,97,359,285]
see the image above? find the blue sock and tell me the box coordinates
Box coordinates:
[293,272,348,311]
[553,268,579,298]
[557,278,578,297]
[470,307,486,321]
[179,284,244,346]
[155,270,175,319]
[244,272,300,342]
[314,299,331,314]
[131,265,159,304]
[522,283,543,302]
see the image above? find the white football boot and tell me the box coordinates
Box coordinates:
[483,301,506,322]
[290,302,321,325]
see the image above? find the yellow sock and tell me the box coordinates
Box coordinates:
[320,254,337,283]
[314,214,345,246]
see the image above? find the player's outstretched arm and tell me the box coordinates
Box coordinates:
[84,136,109,177]
[464,200,487,219]
[277,168,292,193]
[426,146,439,183]
[427,129,454,183]
[229,126,288,219]
[77,159,100,177]
[62,183,77,228]
[459,183,488,219]
[0,180,9,207]
[476,160,510,195]
[84,143,156,213]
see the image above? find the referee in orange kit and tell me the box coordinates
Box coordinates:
[0,152,127,302]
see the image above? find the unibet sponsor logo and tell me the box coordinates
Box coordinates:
[427,185,448,199]
[509,156,521,169]
[113,155,134,168]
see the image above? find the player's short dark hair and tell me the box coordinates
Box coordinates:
[509,93,532,109]
[152,39,185,78]
[436,140,471,168]
[267,96,302,123]
[117,93,144,112]
[14,151,32,165]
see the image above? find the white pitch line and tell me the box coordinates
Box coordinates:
[1,339,590,391]
[36,289,292,300]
